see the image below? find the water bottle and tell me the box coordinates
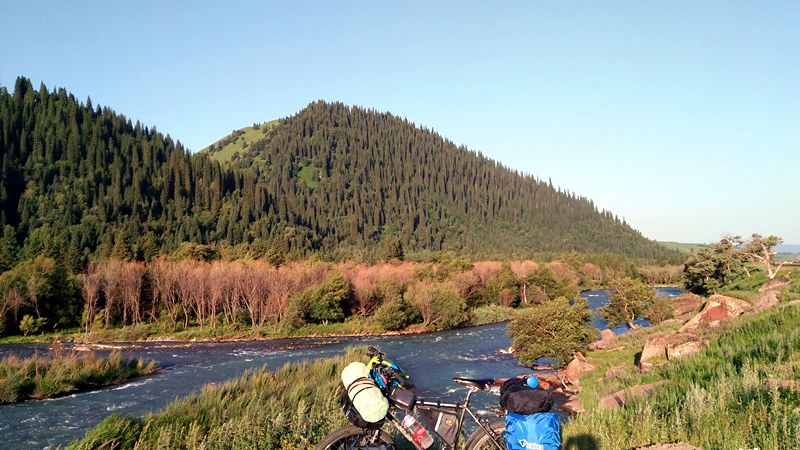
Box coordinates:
[401,414,434,449]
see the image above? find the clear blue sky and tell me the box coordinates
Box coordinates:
[2,1,798,243]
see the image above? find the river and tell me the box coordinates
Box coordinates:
[0,287,682,449]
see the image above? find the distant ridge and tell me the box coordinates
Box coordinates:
[203,100,678,260]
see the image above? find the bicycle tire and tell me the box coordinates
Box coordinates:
[463,420,506,450]
[314,425,394,450]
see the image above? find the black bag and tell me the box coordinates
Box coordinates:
[341,389,385,430]
[499,378,553,415]
[388,386,416,410]
[417,406,459,446]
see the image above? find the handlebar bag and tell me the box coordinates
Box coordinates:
[499,378,553,415]
[504,412,560,450]
[341,389,385,430]
[388,385,416,410]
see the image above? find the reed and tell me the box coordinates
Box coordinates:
[0,350,157,403]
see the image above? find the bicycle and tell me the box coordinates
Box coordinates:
[315,347,508,450]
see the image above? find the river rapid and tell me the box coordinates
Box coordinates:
[0,287,682,449]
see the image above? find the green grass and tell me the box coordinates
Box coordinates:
[297,163,321,188]
[68,348,367,450]
[0,350,157,403]
[657,241,707,254]
[205,120,278,163]
[563,303,800,449]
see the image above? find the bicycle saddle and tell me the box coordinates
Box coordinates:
[452,377,494,390]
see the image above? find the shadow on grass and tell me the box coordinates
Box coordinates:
[564,433,599,450]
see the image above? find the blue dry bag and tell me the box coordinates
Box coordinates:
[504,412,561,450]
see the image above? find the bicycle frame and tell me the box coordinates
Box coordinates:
[383,387,505,450]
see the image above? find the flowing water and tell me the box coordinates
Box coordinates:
[0,287,682,449]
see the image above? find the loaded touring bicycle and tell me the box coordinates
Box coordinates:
[315,346,558,450]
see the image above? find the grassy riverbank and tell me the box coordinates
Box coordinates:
[0,305,516,345]
[562,302,800,449]
[68,303,800,449]
[68,348,364,450]
[0,350,158,403]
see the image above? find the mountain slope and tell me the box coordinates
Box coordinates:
[205,101,675,259]
[0,77,677,262]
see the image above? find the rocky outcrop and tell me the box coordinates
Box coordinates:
[588,328,616,350]
[672,293,705,317]
[680,295,751,332]
[639,332,704,370]
[564,352,596,385]
[599,380,671,410]
[751,276,789,313]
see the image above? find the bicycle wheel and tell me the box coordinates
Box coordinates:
[314,426,394,450]
[463,420,506,450]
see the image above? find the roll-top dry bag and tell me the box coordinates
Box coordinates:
[341,362,389,427]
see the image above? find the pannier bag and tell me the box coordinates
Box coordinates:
[504,412,561,450]
[499,377,553,415]
[341,362,389,428]
[417,405,459,446]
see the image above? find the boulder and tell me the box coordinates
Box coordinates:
[672,293,705,317]
[680,295,751,332]
[604,366,626,380]
[588,328,616,350]
[599,380,671,410]
[639,332,704,370]
[559,395,585,415]
[564,352,596,385]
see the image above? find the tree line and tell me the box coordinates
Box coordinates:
[1,76,680,270]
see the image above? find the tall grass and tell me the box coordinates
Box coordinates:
[0,350,157,403]
[68,348,370,450]
[563,303,800,449]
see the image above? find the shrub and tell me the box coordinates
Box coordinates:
[599,277,655,329]
[647,295,675,324]
[405,280,470,330]
[374,298,417,331]
[472,305,514,326]
[508,297,597,366]
[19,315,46,336]
[285,273,351,327]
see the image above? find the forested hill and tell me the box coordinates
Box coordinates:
[0,77,675,268]
[205,101,673,259]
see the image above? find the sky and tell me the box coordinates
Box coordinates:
[1,1,798,244]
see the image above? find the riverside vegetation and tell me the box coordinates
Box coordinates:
[0,251,683,344]
[68,268,800,450]
[0,349,157,403]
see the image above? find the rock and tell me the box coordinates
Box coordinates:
[750,278,789,313]
[604,366,626,380]
[600,328,615,341]
[680,295,751,332]
[635,443,702,450]
[559,395,585,414]
[672,293,705,317]
[535,372,563,387]
[639,332,704,370]
[758,276,789,293]
[588,328,616,350]
[765,379,800,390]
[564,352,596,385]
[599,380,671,410]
